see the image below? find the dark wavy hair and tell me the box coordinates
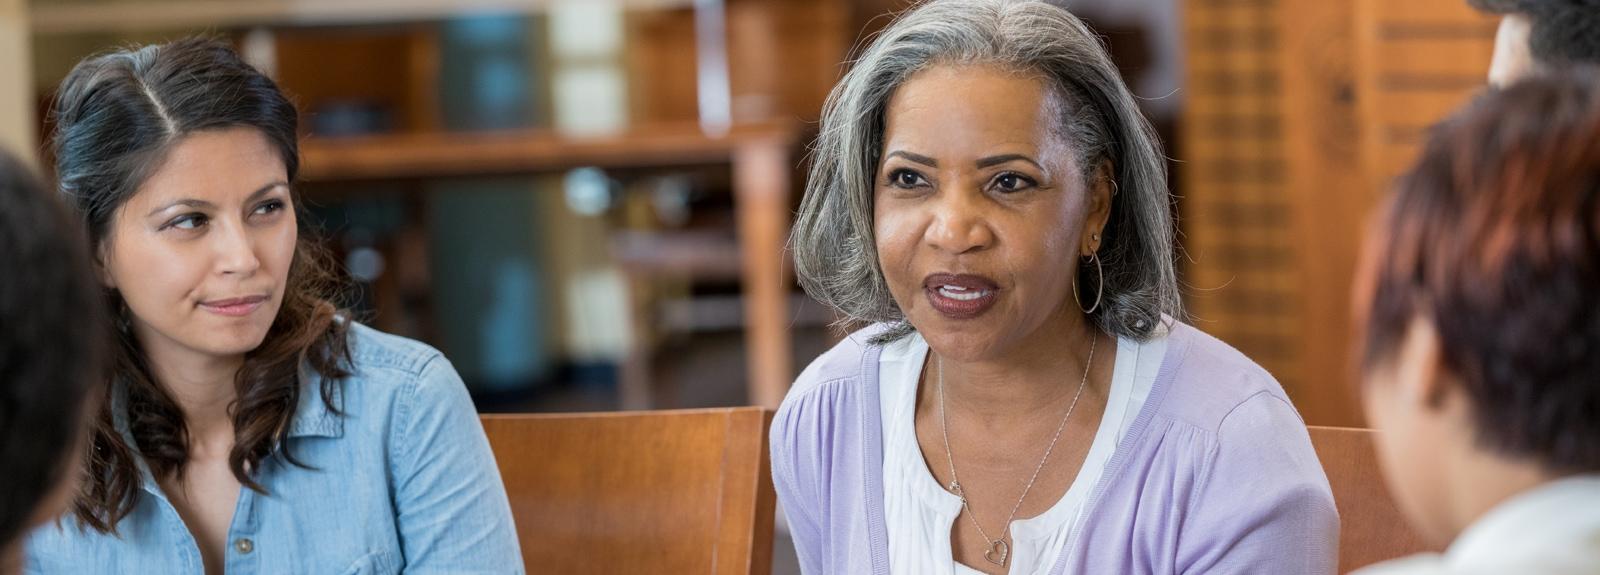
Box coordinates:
[0,149,105,547]
[1470,0,1600,67]
[51,37,352,532]
[1356,70,1600,473]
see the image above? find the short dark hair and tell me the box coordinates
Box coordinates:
[1470,0,1600,67]
[1357,70,1600,473]
[51,37,351,531]
[0,149,105,547]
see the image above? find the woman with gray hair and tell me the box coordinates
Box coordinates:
[772,1,1337,573]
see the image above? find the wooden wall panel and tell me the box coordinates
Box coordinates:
[1357,0,1497,191]
[1181,0,1307,403]
[1343,0,1494,416]
[1279,0,1363,426]
[1182,0,1493,426]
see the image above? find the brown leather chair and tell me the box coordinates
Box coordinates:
[481,407,775,575]
[1308,426,1438,572]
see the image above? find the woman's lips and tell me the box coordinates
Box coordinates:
[199,295,268,317]
[923,273,999,319]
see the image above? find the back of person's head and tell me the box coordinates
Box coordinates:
[0,149,104,550]
[1471,0,1600,84]
[1358,70,1600,475]
[51,36,349,533]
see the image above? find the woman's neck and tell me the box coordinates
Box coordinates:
[132,325,241,451]
[934,311,1109,424]
[1442,441,1557,542]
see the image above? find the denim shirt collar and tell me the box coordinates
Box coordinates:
[287,363,344,439]
[108,364,346,495]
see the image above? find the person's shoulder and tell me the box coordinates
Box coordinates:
[345,321,448,379]
[771,323,893,505]
[338,321,466,407]
[1154,321,1302,434]
[783,322,892,402]
[772,323,893,446]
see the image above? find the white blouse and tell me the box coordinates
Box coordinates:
[879,328,1166,575]
[1354,475,1600,575]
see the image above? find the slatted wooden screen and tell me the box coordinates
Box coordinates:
[1182,0,1494,426]
[1181,0,1308,409]
[1278,0,1364,427]
[1356,0,1498,189]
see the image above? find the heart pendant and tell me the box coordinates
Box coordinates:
[983,539,1009,567]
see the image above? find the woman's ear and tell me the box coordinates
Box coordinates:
[1083,158,1115,255]
[96,243,116,290]
[1396,317,1451,410]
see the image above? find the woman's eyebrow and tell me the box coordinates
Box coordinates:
[975,154,1042,170]
[886,150,938,167]
[146,198,214,217]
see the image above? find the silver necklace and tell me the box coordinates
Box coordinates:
[937,333,1096,568]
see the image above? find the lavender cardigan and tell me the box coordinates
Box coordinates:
[770,322,1339,574]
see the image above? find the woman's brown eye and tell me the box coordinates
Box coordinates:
[994,173,1034,193]
[892,169,924,188]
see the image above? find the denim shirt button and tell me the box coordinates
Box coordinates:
[234,538,254,555]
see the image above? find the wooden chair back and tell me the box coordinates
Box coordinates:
[1308,426,1437,572]
[481,407,775,575]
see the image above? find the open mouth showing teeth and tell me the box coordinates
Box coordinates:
[938,285,991,301]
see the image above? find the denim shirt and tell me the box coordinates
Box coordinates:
[25,322,524,574]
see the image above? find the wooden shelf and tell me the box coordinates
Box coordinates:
[29,0,697,35]
[611,230,744,280]
[301,120,803,409]
[299,122,797,182]
[656,293,833,333]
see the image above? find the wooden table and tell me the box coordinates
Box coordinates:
[300,122,799,409]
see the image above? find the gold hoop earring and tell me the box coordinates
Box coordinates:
[1072,252,1103,315]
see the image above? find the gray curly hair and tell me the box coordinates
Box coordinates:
[791,0,1181,342]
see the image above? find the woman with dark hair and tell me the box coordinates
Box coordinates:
[775,1,1336,573]
[0,148,104,574]
[1353,71,1600,574]
[24,38,522,574]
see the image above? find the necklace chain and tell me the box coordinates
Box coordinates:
[937,333,1097,567]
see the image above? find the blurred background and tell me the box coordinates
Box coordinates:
[0,0,1497,570]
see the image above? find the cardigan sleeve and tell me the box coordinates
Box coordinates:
[771,379,832,575]
[1176,391,1340,575]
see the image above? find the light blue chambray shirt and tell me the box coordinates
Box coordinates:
[25,322,524,574]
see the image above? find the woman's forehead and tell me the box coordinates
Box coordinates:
[882,65,1070,165]
[130,129,287,209]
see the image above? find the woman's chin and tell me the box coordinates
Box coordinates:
[183,329,271,359]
